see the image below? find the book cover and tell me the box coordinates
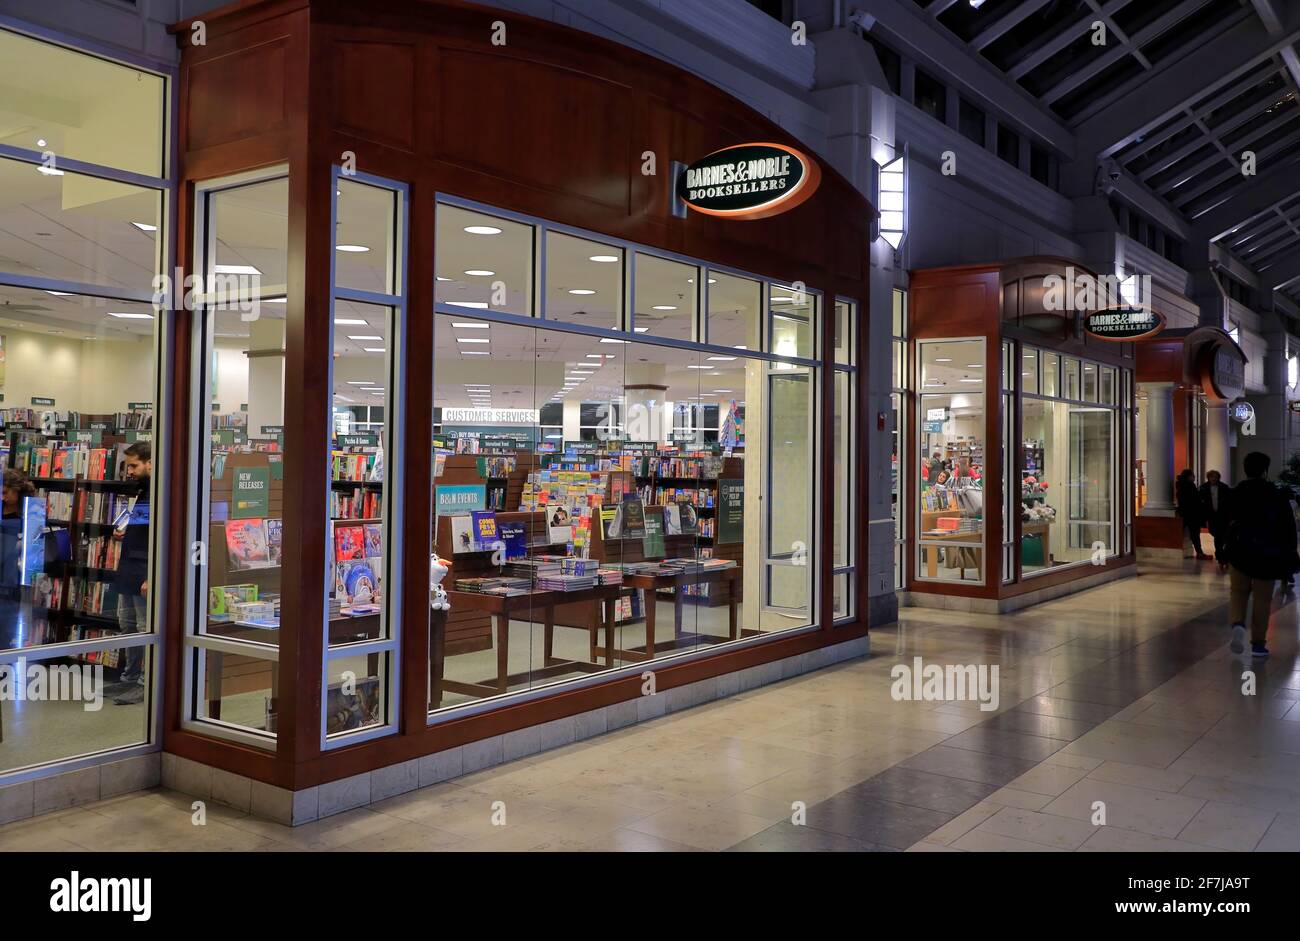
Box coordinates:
[641,510,665,559]
[471,510,498,549]
[225,519,271,570]
[619,493,647,539]
[546,504,572,545]
[498,521,527,560]
[363,522,382,558]
[676,500,700,536]
[449,515,475,554]
[325,674,382,736]
[335,559,379,605]
[333,523,365,562]
[664,503,681,535]
[265,518,283,565]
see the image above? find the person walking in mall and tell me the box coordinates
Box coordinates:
[1200,469,1232,569]
[110,442,151,705]
[1176,468,1211,559]
[1223,451,1300,659]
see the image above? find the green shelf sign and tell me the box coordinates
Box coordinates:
[31,396,55,406]
[338,434,377,447]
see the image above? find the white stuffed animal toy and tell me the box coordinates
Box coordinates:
[430,553,451,611]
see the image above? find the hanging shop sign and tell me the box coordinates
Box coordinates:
[1230,401,1254,423]
[1203,345,1246,403]
[1082,307,1165,341]
[676,143,821,220]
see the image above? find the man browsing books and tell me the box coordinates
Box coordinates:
[110,442,150,706]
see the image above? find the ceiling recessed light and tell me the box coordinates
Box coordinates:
[770,297,793,304]
[599,338,628,344]
[436,276,453,282]
[36,138,46,147]
[712,389,733,393]
[959,378,981,383]
[463,269,495,277]
[734,345,747,350]
[463,350,489,355]
[452,322,489,329]
[568,289,596,295]
[45,291,74,297]
[348,335,383,340]
[456,337,489,344]
[707,356,736,361]
[966,363,983,368]
[264,297,287,304]
[464,225,502,235]
[334,318,367,325]
[687,365,712,369]
[447,301,490,309]
[633,327,649,333]
[935,358,952,363]
[109,312,153,320]
[131,222,157,232]
[589,255,619,263]
[214,264,260,275]
[337,244,369,253]
[36,165,63,176]
[346,381,374,385]
[652,305,677,311]
[585,354,605,359]
[370,392,385,396]
[363,347,386,352]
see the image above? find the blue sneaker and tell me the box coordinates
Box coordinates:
[1251,643,1269,659]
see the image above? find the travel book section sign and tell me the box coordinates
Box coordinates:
[676,143,821,220]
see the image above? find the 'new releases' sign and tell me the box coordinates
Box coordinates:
[676,143,820,220]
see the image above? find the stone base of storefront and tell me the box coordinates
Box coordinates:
[158,634,871,826]
[900,563,1138,614]
[0,752,161,826]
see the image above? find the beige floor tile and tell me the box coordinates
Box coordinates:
[624,805,774,851]
[950,828,1069,852]
[1078,827,1219,852]
[974,806,1097,849]
[917,801,1001,845]
[1177,801,1276,851]
[1042,778,1207,839]
[985,788,1054,811]
[1255,812,1300,851]
[1005,761,1093,796]
[1086,760,1194,793]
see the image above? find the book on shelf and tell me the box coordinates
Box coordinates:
[449,515,475,554]
[208,584,259,620]
[333,522,366,561]
[362,522,382,559]
[225,518,273,570]
[335,559,380,605]
[265,518,284,565]
[470,510,498,549]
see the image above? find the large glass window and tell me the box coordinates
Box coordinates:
[891,289,907,589]
[1019,346,1120,577]
[0,29,168,778]
[545,231,623,329]
[324,175,406,746]
[769,284,815,360]
[428,201,822,714]
[190,172,287,742]
[435,205,533,316]
[917,339,985,584]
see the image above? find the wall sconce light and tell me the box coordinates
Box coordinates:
[1288,354,1297,390]
[875,152,907,250]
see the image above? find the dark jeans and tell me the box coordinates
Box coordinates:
[117,593,148,686]
[1184,519,1208,556]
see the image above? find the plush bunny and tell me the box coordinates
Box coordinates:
[430,553,451,611]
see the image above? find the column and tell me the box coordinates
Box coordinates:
[1141,382,1176,515]
[246,318,285,436]
[1204,403,1231,484]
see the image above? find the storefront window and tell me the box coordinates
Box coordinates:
[1020,347,1119,576]
[892,289,907,589]
[428,201,818,713]
[1042,351,1060,397]
[545,231,623,329]
[634,253,698,341]
[1022,348,1039,395]
[191,172,287,741]
[917,339,985,583]
[324,174,406,745]
[435,204,533,316]
[0,29,168,777]
[1063,356,1080,400]
[706,271,761,350]
[769,284,815,359]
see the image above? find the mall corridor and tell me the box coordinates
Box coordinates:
[2,559,1297,853]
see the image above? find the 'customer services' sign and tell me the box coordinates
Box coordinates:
[677,143,820,220]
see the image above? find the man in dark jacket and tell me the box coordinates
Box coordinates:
[111,442,151,705]
[1176,468,1210,559]
[1200,470,1232,567]
[1223,451,1299,659]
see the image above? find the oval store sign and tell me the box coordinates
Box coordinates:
[1082,307,1165,341]
[676,143,821,220]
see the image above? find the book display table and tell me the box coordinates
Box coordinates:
[618,566,745,660]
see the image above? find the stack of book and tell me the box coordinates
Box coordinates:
[454,576,532,597]
[595,568,623,586]
[537,572,596,591]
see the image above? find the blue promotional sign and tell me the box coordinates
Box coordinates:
[435,484,486,516]
[20,495,47,586]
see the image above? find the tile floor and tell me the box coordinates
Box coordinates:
[4,558,1300,852]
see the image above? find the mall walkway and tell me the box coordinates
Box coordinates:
[3,559,1299,852]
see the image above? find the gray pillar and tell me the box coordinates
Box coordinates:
[1141,382,1176,515]
[1204,403,1231,485]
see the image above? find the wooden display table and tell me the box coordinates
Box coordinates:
[617,566,746,660]
[434,584,629,706]
[920,530,983,581]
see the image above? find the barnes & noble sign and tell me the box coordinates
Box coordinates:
[676,143,820,220]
